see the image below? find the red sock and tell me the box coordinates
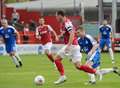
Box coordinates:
[54,58,64,76]
[77,65,96,74]
[46,53,54,63]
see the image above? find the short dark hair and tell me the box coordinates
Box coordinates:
[56,10,65,16]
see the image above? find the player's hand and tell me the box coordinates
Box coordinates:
[0,37,4,44]
[36,36,41,40]
[111,38,114,43]
[65,44,70,54]
[0,41,3,44]
[98,38,100,43]
[17,39,21,44]
[58,35,62,39]
[55,36,59,41]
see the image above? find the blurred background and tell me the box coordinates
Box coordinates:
[0,0,120,51]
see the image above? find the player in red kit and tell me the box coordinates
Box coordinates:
[53,10,106,84]
[36,18,58,64]
[53,10,82,84]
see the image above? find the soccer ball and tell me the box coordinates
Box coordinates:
[34,75,45,85]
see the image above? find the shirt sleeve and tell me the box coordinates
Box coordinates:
[10,26,17,34]
[107,25,112,32]
[86,35,97,45]
[47,25,53,31]
[65,21,73,32]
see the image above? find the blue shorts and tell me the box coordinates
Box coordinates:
[5,44,16,53]
[88,50,101,69]
[99,38,111,49]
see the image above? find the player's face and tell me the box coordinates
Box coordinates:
[1,20,8,28]
[103,20,108,25]
[76,29,85,37]
[56,13,63,23]
[39,18,45,25]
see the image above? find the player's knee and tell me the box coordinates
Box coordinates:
[74,62,81,69]
[54,56,62,61]
[108,48,112,50]
[9,53,15,57]
[44,49,49,54]
[53,54,62,60]
[108,48,113,52]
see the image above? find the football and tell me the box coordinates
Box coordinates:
[34,75,45,85]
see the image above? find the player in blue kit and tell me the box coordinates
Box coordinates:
[0,19,22,68]
[98,20,115,64]
[76,26,120,84]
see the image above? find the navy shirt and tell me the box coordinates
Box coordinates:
[99,25,112,39]
[78,34,97,54]
[0,26,16,45]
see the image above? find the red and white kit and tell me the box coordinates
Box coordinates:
[57,18,82,63]
[36,25,53,52]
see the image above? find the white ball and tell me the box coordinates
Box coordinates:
[34,75,45,85]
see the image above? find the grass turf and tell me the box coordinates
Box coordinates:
[0,53,120,88]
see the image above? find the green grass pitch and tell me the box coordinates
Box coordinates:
[0,53,120,88]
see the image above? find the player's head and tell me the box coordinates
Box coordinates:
[39,17,45,25]
[56,10,65,22]
[76,26,86,37]
[1,19,8,28]
[102,20,108,25]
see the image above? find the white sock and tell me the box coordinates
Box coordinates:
[96,68,114,81]
[88,73,96,82]
[15,54,22,62]
[99,68,114,75]
[11,56,19,66]
[109,48,114,61]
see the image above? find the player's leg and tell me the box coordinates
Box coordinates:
[12,45,22,67]
[99,39,106,52]
[72,55,97,84]
[99,67,120,80]
[87,49,120,81]
[84,52,99,85]
[88,50,100,83]
[44,42,54,63]
[72,46,97,74]
[14,53,23,67]
[9,52,20,68]
[6,45,21,68]
[53,46,67,84]
[85,73,96,85]
[106,39,115,64]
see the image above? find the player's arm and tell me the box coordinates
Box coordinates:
[58,30,65,38]
[109,25,114,42]
[66,21,74,46]
[48,25,59,41]
[0,36,4,44]
[98,25,102,42]
[98,33,101,43]
[13,28,21,44]
[80,46,84,52]
[35,27,41,40]
[90,44,99,54]
[87,35,98,56]
[68,29,74,46]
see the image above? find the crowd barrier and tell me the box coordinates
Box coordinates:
[0,44,65,55]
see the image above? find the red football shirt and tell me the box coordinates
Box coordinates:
[60,18,78,45]
[36,25,53,45]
